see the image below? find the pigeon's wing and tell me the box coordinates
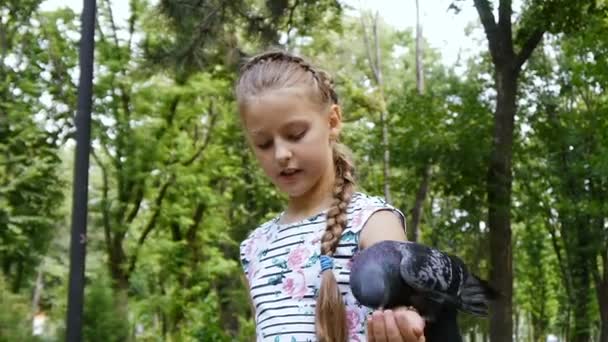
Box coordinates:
[398,242,498,316]
[457,273,499,316]
[398,242,466,298]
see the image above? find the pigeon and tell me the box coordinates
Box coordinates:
[349,240,498,342]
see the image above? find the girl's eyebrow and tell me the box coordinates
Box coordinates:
[282,120,309,129]
[249,119,309,136]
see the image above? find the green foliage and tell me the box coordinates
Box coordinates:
[1,0,607,341]
[0,1,68,293]
[0,275,38,341]
[82,272,130,342]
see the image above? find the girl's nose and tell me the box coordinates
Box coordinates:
[275,142,292,165]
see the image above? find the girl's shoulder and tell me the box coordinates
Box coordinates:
[239,217,275,249]
[345,191,406,234]
[239,192,405,253]
[349,191,392,208]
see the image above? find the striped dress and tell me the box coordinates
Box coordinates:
[240,192,406,342]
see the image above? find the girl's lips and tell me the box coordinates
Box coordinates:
[279,169,302,182]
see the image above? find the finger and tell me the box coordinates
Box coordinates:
[367,317,374,341]
[382,310,402,341]
[371,311,388,342]
[394,308,425,341]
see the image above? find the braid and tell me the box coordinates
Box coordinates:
[315,142,356,342]
[321,145,356,254]
[238,50,338,105]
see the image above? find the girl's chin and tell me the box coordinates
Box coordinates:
[276,183,310,198]
[282,187,308,198]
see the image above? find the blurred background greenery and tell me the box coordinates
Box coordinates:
[1,0,607,341]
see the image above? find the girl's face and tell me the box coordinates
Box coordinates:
[241,88,342,199]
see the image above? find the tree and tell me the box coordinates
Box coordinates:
[408,0,431,242]
[449,1,606,340]
[359,11,392,202]
[521,17,608,338]
[0,1,71,294]
[145,0,343,78]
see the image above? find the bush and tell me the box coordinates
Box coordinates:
[82,272,130,342]
[0,275,41,342]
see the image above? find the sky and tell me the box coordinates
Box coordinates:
[342,0,487,65]
[39,0,489,66]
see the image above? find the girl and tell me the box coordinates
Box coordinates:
[236,50,425,342]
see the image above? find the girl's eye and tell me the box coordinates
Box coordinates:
[288,130,306,141]
[256,141,272,150]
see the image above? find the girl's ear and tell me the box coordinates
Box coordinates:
[328,104,342,140]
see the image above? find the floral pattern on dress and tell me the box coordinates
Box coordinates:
[287,245,312,270]
[282,269,307,299]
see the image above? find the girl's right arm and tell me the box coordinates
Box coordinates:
[360,210,426,342]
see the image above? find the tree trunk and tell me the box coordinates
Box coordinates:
[513,309,519,341]
[0,20,7,66]
[473,2,545,340]
[374,14,391,203]
[11,259,23,293]
[380,108,391,203]
[108,234,131,334]
[487,67,517,342]
[408,0,430,242]
[595,250,608,342]
[415,0,424,94]
[31,267,44,313]
[570,217,592,342]
[600,282,608,342]
[360,11,391,202]
[409,164,431,242]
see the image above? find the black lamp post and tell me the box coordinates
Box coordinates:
[65,0,96,341]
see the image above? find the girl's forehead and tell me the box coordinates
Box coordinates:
[241,89,326,130]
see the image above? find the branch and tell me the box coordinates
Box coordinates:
[127,0,137,54]
[284,0,300,45]
[546,214,573,302]
[181,102,218,166]
[473,0,500,64]
[170,222,182,241]
[359,12,379,85]
[515,29,544,69]
[372,12,384,89]
[104,0,120,48]
[100,138,118,170]
[128,174,175,274]
[186,203,205,265]
[498,0,513,40]
[105,0,132,92]
[603,244,608,285]
[591,254,604,303]
[166,94,180,128]
[91,149,113,255]
[0,20,7,67]
[95,16,107,45]
[125,185,144,224]
[409,164,432,242]
[602,244,608,286]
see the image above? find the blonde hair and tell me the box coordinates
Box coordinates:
[236,50,356,342]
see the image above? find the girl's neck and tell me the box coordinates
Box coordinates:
[282,165,336,224]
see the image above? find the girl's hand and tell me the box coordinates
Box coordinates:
[366,307,425,342]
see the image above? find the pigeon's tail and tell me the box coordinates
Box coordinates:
[459,274,500,316]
